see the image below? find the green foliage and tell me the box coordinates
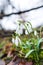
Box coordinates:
[12,21,43,65]
[0,21,43,65]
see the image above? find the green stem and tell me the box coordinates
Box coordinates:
[35,52,40,65]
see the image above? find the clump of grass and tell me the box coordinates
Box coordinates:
[0,21,43,65]
[11,21,43,65]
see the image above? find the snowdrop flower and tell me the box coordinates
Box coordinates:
[12,37,15,44]
[12,36,21,46]
[16,23,24,35]
[24,22,32,34]
[34,30,37,36]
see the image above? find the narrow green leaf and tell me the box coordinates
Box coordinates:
[25,49,34,58]
[37,38,43,50]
